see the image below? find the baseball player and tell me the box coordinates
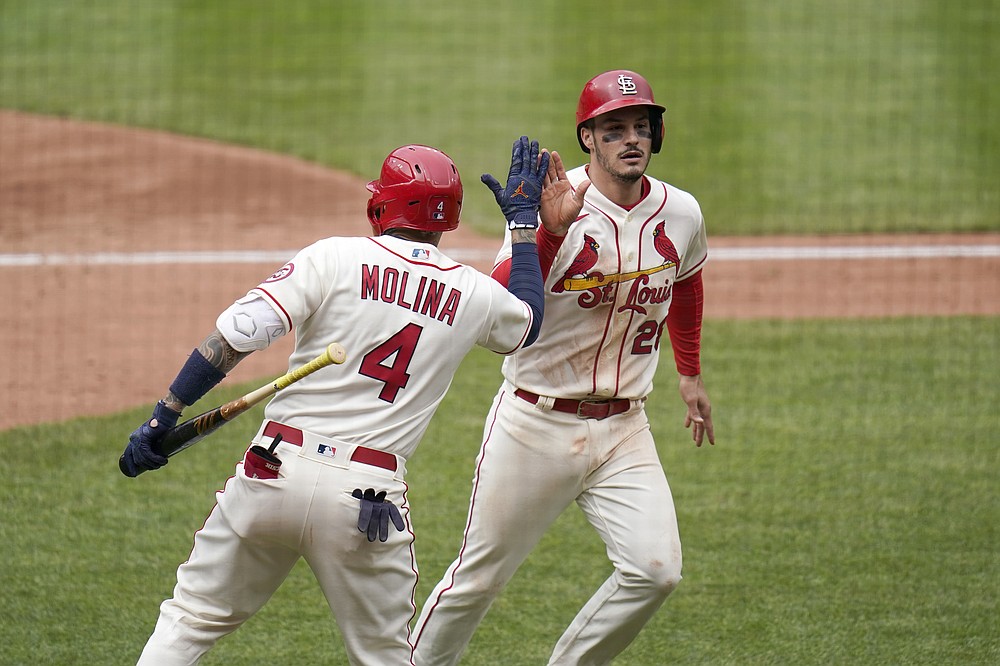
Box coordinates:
[413,70,715,665]
[120,138,550,665]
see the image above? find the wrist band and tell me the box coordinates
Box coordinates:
[168,348,226,407]
[507,211,540,231]
[151,400,181,429]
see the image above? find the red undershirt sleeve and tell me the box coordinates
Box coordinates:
[491,258,511,286]
[490,225,567,286]
[666,271,704,376]
[535,225,565,280]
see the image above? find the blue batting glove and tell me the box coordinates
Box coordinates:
[481,136,551,231]
[120,401,179,477]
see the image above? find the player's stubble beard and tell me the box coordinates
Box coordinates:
[592,138,650,185]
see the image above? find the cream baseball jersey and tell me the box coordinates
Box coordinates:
[495,166,708,400]
[244,235,533,459]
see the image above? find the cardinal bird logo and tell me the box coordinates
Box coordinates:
[553,234,601,293]
[652,222,679,267]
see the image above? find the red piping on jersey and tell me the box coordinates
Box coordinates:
[613,313,633,397]
[613,183,669,393]
[588,181,669,396]
[677,253,707,281]
[368,237,463,271]
[253,286,294,332]
[643,181,668,220]
[616,182,667,395]
[581,166,651,212]
[493,303,533,356]
[584,202,624,396]
[621,176,652,211]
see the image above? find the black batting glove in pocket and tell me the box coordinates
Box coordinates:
[353,487,405,542]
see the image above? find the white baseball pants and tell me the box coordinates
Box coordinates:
[413,385,682,665]
[136,422,416,666]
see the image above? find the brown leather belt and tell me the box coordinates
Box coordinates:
[262,421,398,472]
[514,389,637,420]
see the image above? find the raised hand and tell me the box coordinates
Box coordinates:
[482,136,552,230]
[540,150,591,236]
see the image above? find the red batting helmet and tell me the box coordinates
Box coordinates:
[366,145,463,235]
[576,70,666,154]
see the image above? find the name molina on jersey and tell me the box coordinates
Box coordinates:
[360,264,461,326]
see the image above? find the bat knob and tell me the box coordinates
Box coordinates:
[326,343,347,365]
[119,453,141,477]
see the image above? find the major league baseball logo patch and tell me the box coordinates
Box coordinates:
[411,248,430,260]
[264,262,294,283]
[317,444,337,459]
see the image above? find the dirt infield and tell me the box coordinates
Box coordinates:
[2,110,998,431]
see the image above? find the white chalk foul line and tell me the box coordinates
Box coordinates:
[711,245,1000,260]
[1,245,999,267]
[0,250,296,267]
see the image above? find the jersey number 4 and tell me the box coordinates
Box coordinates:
[359,323,423,402]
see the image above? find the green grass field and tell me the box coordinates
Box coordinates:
[1,318,997,664]
[2,1,998,664]
[1,1,997,235]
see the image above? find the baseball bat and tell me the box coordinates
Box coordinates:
[120,343,347,476]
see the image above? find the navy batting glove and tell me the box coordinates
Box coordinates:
[481,135,551,231]
[352,488,405,542]
[121,401,179,477]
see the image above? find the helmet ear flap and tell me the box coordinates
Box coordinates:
[366,181,384,234]
[651,111,664,154]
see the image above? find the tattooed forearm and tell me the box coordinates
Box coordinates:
[199,329,250,374]
[161,392,186,413]
[510,228,537,245]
